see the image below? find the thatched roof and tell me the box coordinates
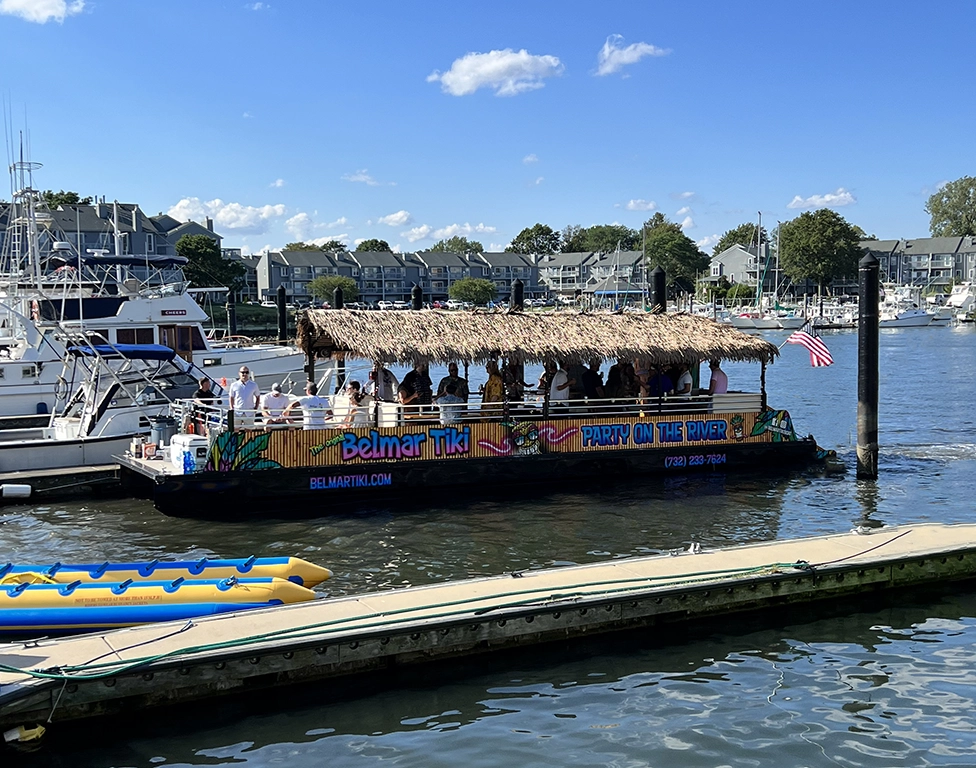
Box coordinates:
[296,309,779,367]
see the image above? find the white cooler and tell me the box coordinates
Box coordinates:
[170,434,210,472]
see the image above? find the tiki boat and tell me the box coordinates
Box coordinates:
[118,309,834,515]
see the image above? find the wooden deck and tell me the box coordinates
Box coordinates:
[0,464,120,502]
[3,522,975,729]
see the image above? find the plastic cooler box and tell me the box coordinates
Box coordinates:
[170,434,209,472]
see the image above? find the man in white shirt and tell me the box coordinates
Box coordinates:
[284,381,330,429]
[675,363,694,398]
[365,365,399,401]
[228,367,260,427]
[261,382,290,426]
[549,361,573,406]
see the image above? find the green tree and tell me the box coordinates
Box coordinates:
[355,238,392,252]
[308,275,358,302]
[448,277,497,305]
[284,241,321,251]
[925,176,976,236]
[318,239,346,251]
[584,224,640,253]
[779,209,863,293]
[176,234,245,291]
[560,225,587,252]
[509,223,561,255]
[431,236,484,254]
[712,222,769,255]
[726,282,755,302]
[42,190,93,207]
[642,214,709,287]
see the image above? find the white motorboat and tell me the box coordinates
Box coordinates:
[879,307,933,328]
[0,343,222,473]
[0,159,307,419]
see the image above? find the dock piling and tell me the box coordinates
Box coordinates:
[857,253,879,479]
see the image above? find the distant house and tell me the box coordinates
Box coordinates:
[703,244,778,293]
[537,252,596,297]
[861,237,976,288]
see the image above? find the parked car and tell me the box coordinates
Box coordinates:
[392,300,410,310]
[377,300,394,310]
[345,301,367,310]
[260,300,277,308]
[446,300,463,310]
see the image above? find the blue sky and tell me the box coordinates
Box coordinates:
[2,0,974,256]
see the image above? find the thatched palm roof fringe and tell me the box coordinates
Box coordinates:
[296,309,779,367]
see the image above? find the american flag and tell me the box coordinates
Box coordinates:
[786,328,833,367]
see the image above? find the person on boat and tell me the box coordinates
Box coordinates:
[549,360,574,408]
[402,363,433,410]
[284,381,330,429]
[192,376,218,433]
[261,382,290,427]
[480,360,505,416]
[707,359,728,396]
[366,364,399,402]
[436,362,469,402]
[228,366,260,428]
[674,363,694,398]
[397,381,420,421]
[501,360,530,403]
[580,359,605,401]
[536,361,557,397]
[342,380,374,426]
[435,382,465,425]
[647,365,673,398]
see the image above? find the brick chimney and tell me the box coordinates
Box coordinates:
[205,217,214,232]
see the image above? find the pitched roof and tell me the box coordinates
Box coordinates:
[297,309,779,366]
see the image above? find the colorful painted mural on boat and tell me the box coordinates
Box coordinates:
[205,410,798,472]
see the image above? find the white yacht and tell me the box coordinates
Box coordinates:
[0,158,307,419]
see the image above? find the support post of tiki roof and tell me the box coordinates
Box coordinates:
[332,286,344,310]
[511,278,524,311]
[650,267,666,314]
[411,284,423,310]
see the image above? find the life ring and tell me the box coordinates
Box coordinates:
[54,375,69,400]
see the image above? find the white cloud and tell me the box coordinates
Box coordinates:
[285,212,313,241]
[670,191,695,200]
[523,154,539,164]
[532,176,544,186]
[0,0,83,23]
[325,216,347,229]
[378,210,412,227]
[306,235,349,249]
[696,234,721,253]
[269,178,285,188]
[787,187,856,210]
[625,199,656,212]
[243,112,253,119]
[680,216,695,230]
[596,34,669,77]
[342,169,395,186]
[489,242,507,252]
[168,197,287,235]
[433,222,498,239]
[403,225,433,243]
[427,49,564,97]
[676,206,692,216]
[246,2,266,9]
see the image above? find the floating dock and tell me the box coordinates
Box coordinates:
[2,522,976,731]
[0,464,120,503]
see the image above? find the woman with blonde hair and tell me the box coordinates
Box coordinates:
[480,360,505,417]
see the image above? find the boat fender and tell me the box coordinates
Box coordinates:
[1,484,31,499]
[111,578,134,595]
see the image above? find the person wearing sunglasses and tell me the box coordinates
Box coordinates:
[228,367,260,428]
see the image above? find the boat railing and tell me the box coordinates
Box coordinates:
[169,390,763,439]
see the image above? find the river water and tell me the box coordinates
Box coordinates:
[6,324,976,767]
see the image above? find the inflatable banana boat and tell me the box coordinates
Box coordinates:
[0,556,332,635]
[0,556,332,588]
[0,576,316,634]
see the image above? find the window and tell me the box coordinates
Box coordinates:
[280,267,289,278]
[22,365,37,378]
[711,264,722,277]
[117,327,155,344]
[431,266,445,275]
[146,233,156,254]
